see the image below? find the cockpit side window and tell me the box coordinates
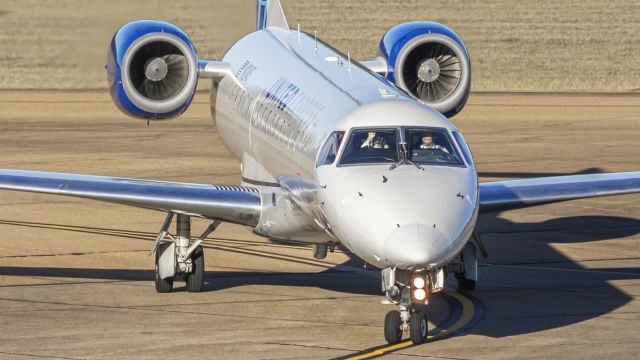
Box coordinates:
[339,128,399,165]
[406,128,463,166]
[316,131,345,167]
[452,131,474,166]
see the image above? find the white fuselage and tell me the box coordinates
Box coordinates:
[212,28,478,270]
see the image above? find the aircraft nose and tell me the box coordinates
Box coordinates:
[381,223,449,268]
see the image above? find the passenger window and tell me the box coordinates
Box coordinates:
[316,131,345,167]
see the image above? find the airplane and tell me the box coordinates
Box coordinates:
[1,0,639,345]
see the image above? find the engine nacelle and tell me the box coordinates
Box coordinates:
[106,20,199,120]
[379,21,471,118]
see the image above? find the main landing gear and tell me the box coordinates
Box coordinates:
[381,267,445,344]
[151,213,220,293]
[453,233,488,291]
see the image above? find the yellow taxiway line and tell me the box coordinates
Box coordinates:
[345,292,477,360]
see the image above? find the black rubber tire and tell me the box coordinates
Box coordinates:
[409,311,428,344]
[186,246,205,292]
[155,244,173,293]
[384,310,403,344]
[456,274,476,291]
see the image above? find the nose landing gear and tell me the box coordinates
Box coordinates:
[381,267,444,344]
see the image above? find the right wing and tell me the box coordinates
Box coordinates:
[0,169,262,225]
[479,171,640,212]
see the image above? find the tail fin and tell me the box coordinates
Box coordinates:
[256,0,289,31]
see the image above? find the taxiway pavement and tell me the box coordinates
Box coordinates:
[0,91,638,359]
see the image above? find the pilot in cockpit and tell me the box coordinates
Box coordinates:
[419,134,449,153]
[361,131,389,149]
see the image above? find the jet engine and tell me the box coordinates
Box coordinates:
[378,22,471,118]
[106,20,199,120]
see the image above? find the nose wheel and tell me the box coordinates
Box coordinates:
[409,311,428,344]
[383,308,429,344]
[384,310,403,344]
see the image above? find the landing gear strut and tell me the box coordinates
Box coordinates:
[381,267,444,344]
[455,242,478,291]
[151,213,219,293]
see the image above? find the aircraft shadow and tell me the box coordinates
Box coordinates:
[0,253,381,296]
[468,211,640,338]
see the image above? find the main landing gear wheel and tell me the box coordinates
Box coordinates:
[186,246,205,292]
[384,310,403,344]
[155,242,174,293]
[456,274,476,290]
[409,311,428,344]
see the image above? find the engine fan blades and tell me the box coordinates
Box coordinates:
[402,42,462,102]
[129,42,190,101]
[138,54,189,100]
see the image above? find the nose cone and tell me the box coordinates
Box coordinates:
[383,223,449,267]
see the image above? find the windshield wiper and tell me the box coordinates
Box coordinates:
[389,142,424,171]
[406,158,424,171]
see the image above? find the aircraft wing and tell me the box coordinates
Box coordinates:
[0,169,262,225]
[479,171,640,211]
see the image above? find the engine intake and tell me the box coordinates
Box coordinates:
[107,20,199,120]
[379,22,471,118]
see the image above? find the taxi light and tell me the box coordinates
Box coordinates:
[412,276,426,289]
[413,288,427,301]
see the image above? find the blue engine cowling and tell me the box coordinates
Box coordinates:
[379,21,471,118]
[106,20,199,120]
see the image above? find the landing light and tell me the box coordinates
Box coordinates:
[412,276,426,289]
[413,288,427,301]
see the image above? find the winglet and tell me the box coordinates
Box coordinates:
[257,0,289,31]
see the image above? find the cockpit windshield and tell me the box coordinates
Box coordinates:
[338,127,464,167]
[339,128,399,165]
[406,128,463,166]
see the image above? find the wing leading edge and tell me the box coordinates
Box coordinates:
[479,171,640,211]
[0,170,262,225]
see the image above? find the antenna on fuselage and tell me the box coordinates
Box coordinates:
[314,30,318,52]
[347,51,352,73]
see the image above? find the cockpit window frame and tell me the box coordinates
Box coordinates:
[316,131,346,167]
[337,127,402,167]
[451,130,475,167]
[337,126,468,169]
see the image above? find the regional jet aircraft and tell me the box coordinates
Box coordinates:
[1,0,639,345]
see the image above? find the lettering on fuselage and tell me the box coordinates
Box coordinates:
[260,78,325,154]
[235,60,257,83]
[266,78,300,111]
[220,74,326,172]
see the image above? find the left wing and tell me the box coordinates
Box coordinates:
[0,169,262,225]
[479,171,640,211]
